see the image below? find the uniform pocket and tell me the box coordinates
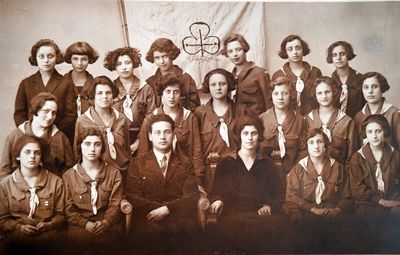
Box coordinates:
[73,185,90,205]
[38,193,54,219]
[10,193,26,213]
[98,184,112,206]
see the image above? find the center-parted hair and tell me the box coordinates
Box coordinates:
[86,75,119,100]
[361,72,390,93]
[63,41,99,64]
[30,92,58,116]
[12,134,48,169]
[146,38,181,63]
[28,39,63,66]
[278,34,310,59]
[156,73,184,97]
[147,113,175,134]
[220,34,250,57]
[326,41,356,63]
[361,114,391,139]
[311,76,339,107]
[300,128,330,151]
[104,47,142,71]
[270,76,297,109]
[233,111,264,147]
[201,68,237,94]
[75,127,106,162]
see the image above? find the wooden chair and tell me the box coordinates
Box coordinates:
[120,190,211,234]
[120,198,133,235]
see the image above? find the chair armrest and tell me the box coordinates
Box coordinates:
[198,196,210,231]
[121,199,132,215]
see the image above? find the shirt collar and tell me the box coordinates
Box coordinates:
[153,149,172,166]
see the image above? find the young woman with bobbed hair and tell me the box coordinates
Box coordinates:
[285,128,353,252]
[349,115,400,251]
[221,33,272,116]
[63,41,99,116]
[259,76,307,189]
[326,41,365,118]
[74,76,131,177]
[305,76,358,168]
[0,135,65,253]
[194,68,238,191]
[272,35,322,115]
[104,47,155,154]
[61,41,99,143]
[1,92,74,179]
[63,127,123,250]
[209,113,294,253]
[145,38,200,111]
[354,72,400,150]
[14,39,76,143]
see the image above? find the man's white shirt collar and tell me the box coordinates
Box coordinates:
[153,149,172,168]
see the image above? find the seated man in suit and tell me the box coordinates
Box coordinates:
[125,113,199,253]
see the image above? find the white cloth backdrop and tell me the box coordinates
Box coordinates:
[125,1,267,90]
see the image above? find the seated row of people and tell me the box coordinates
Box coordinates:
[2,112,398,253]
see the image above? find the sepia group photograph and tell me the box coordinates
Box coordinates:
[1,0,400,254]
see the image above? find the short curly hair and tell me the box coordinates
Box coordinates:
[361,72,390,93]
[146,38,181,63]
[300,128,330,152]
[220,34,250,57]
[326,41,356,64]
[233,111,264,148]
[156,73,184,97]
[64,41,99,64]
[75,128,106,162]
[270,76,297,110]
[311,76,339,107]
[278,35,310,59]
[12,134,48,169]
[28,39,63,66]
[30,92,58,116]
[104,47,141,71]
[86,75,119,100]
[361,114,391,139]
[201,68,237,94]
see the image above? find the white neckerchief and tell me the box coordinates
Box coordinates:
[295,77,304,107]
[322,124,332,142]
[77,95,82,116]
[28,187,39,219]
[315,176,325,205]
[105,127,117,159]
[90,181,98,215]
[375,163,385,193]
[123,96,133,121]
[277,125,286,158]
[340,84,348,113]
[219,118,230,148]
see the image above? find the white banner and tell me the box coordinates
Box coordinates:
[125,1,267,89]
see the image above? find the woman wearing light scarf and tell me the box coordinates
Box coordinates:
[284,128,353,252]
[104,47,155,155]
[63,127,123,249]
[349,115,400,251]
[305,76,358,169]
[74,76,130,179]
[259,76,307,192]
[272,34,322,116]
[195,68,238,192]
[0,135,65,251]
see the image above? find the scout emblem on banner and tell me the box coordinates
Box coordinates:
[182,22,220,57]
